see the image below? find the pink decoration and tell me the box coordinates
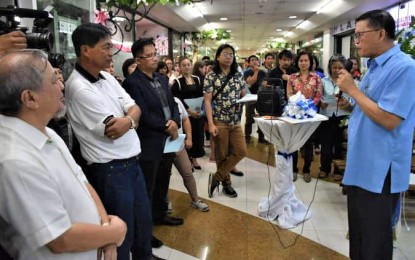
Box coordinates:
[113,43,131,53]
[95,10,110,25]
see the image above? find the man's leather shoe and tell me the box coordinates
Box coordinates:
[151,236,163,248]
[223,185,238,198]
[154,216,184,226]
[208,173,220,198]
[230,170,244,176]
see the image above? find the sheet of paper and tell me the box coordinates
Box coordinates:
[184,97,204,111]
[163,134,186,153]
[236,94,257,103]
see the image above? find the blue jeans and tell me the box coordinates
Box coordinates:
[88,157,152,260]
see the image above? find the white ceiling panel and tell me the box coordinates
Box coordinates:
[145,0,403,55]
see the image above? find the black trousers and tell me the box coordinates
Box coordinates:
[346,170,399,260]
[151,153,175,222]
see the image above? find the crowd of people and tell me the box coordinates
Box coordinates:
[0,9,414,260]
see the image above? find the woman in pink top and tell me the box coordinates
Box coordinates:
[287,51,322,183]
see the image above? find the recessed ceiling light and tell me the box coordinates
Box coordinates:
[289,16,297,19]
[276,29,282,32]
[220,17,228,21]
[269,36,274,39]
[226,29,232,32]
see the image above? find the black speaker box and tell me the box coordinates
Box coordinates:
[256,78,286,117]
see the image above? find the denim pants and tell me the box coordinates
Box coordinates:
[88,157,152,260]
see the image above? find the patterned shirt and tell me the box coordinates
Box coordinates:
[287,72,322,105]
[204,71,244,125]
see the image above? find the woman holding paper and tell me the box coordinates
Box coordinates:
[287,51,322,183]
[171,57,205,170]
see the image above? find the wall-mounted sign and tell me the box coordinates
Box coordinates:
[386,0,415,31]
[331,20,355,35]
[58,19,78,34]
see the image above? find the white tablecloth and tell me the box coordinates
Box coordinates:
[254,114,328,229]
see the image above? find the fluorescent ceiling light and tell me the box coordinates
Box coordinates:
[289,16,297,19]
[276,29,282,32]
[220,17,228,21]
[226,29,232,32]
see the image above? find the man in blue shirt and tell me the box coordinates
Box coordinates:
[338,10,415,259]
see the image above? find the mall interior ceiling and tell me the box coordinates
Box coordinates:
[147,0,402,56]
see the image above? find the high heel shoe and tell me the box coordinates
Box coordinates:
[208,173,219,198]
[191,160,202,170]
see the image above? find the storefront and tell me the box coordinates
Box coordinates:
[331,20,356,59]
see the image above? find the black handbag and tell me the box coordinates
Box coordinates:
[256,78,286,116]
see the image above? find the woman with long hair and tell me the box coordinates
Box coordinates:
[171,56,205,170]
[287,51,322,183]
[204,44,247,198]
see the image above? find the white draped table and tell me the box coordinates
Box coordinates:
[254,114,328,229]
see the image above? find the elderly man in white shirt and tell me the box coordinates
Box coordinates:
[0,49,127,259]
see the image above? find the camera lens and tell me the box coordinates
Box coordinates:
[26,32,53,51]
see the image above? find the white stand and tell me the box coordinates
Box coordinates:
[255,114,328,229]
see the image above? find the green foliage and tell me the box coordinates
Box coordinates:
[191,29,231,42]
[266,42,293,50]
[396,16,415,58]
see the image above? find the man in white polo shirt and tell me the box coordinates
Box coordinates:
[66,23,158,260]
[0,49,127,259]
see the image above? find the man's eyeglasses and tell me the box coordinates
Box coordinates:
[353,29,382,41]
[138,52,158,59]
[221,52,234,58]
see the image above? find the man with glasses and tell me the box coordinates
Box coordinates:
[338,10,415,259]
[65,23,158,260]
[123,38,183,249]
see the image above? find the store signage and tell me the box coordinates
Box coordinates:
[59,20,78,34]
[386,0,415,31]
[331,20,355,35]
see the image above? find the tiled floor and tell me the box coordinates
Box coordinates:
[154,146,415,260]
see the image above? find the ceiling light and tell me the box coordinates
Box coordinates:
[226,30,232,32]
[220,17,228,21]
[276,29,282,32]
[289,16,297,19]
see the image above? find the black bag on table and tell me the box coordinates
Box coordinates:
[256,78,286,117]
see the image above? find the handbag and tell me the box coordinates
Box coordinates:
[201,74,232,116]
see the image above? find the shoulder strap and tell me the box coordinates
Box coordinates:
[212,75,232,101]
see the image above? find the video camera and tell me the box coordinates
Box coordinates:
[0,5,53,51]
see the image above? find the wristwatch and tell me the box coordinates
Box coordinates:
[126,116,136,129]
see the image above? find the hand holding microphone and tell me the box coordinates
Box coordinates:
[337,59,354,99]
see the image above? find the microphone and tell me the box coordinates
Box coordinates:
[338,60,354,98]
[13,8,49,19]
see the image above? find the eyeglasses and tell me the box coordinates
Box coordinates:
[138,52,158,59]
[221,52,234,58]
[353,29,382,41]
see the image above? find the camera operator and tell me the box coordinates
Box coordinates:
[0,31,27,55]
